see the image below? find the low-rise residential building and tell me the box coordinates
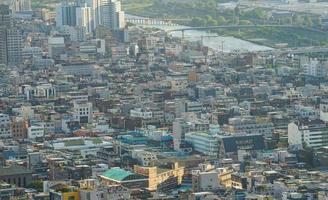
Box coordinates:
[288,119,328,149]
[185,131,219,156]
[134,162,184,191]
[0,166,33,188]
[131,149,157,166]
[27,125,44,139]
[73,101,93,123]
[218,134,265,158]
[11,117,28,140]
[99,167,148,189]
[192,170,219,192]
[223,116,274,138]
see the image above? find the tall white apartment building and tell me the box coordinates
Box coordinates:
[56,1,94,33]
[76,3,92,33]
[100,0,124,30]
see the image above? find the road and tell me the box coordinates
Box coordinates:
[238,0,328,16]
[256,46,328,56]
[167,24,322,32]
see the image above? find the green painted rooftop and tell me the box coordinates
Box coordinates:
[64,139,85,146]
[101,168,134,181]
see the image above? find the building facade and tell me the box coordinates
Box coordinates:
[100,0,124,30]
[288,119,328,149]
[0,114,11,138]
[0,5,22,66]
[73,101,93,123]
[185,131,219,156]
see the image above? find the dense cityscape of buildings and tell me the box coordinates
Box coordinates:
[0,0,327,199]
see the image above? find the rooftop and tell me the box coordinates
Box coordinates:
[101,168,134,182]
[64,139,85,146]
[0,166,33,176]
[157,168,171,174]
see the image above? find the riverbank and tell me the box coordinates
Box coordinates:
[214,27,328,48]
[138,23,273,52]
[123,0,328,48]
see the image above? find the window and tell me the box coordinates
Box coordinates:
[86,193,91,200]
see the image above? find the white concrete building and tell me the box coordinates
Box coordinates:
[36,84,56,99]
[223,116,274,138]
[60,25,86,42]
[282,192,304,200]
[44,137,113,157]
[303,58,328,78]
[131,149,157,166]
[116,10,125,29]
[76,3,92,33]
[22,47,43,59]
[192,170,219,192]
[288,119,328,149]
[74,101,93,123]
[320,99,328,122]
[172,118,189,151]
[9,0,32,12]
[176,101,203,114]
[144,125,170,141]
[185,131,219,156]
[295,105,319,120]
[83,0,101,29]
[79,39,106,55]
[48,37,65,59]
[21,83,56,100]
[28,125,44,139]
[12,106,34,119]
[130,108,153,119]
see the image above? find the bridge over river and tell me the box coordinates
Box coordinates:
[125,15,328,54]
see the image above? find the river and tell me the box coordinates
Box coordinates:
[126,14,273,53]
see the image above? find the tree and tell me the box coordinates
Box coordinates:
[27,180,43,192]
[208,19,218,26]
[217,16,226,25]
[191,17,206,26]
[254,8,268,20]
[239,20,253,25]
[317,17,322,26]
[293,15,304,26]
[304,16,313,27]
[233,16,239,25]
[206,0,217,9]
[234,6,240,17]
